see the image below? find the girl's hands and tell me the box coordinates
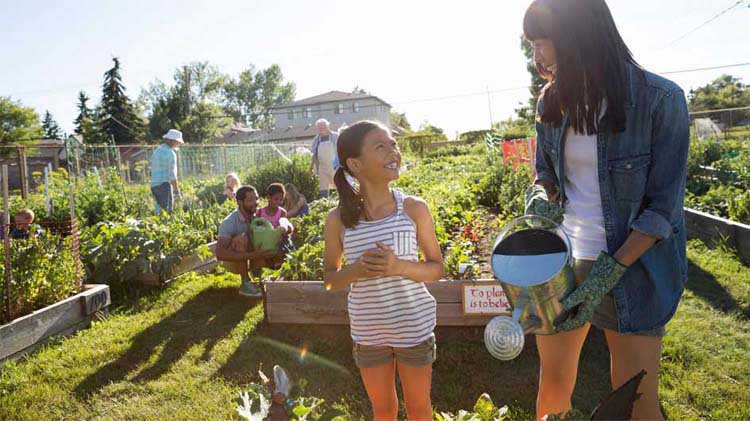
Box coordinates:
[357,242,403,278]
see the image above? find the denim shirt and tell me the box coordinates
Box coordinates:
[534,64,690,333]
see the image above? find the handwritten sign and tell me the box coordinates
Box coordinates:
[462,282,511,316]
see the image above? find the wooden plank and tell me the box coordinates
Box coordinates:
[267,301,496,327]
[79,284,111,316]
[265,279,497,304]
[0,284,111,361]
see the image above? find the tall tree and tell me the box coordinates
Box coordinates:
[222,64,296,129]
[73,91,92,137]
[140,62,232,143]
[391,111,412,132]
[689,75,749,127]
[0,97,44,148]
[41,110,62,140]
[101,57,145,144]
[516,36,546,124]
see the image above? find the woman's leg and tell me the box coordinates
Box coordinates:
[397,362,433,421]
[360,362,398,420]
[536,324,590,419]
[603,329,664,421]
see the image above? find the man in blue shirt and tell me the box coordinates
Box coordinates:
[150,129,183,214]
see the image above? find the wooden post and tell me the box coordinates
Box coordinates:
[3,165,12,322]
[18,147,28,199]
[44,166,51,218]
[53,147,60,170]
[69,183,76,221]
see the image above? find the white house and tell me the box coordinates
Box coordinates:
[250,90,392,143]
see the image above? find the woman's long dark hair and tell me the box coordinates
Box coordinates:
[333,120,388,228]
[523,0,637,134]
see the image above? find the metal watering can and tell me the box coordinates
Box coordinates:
[484,215,575,360]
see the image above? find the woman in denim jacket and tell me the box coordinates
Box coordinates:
[522,0,689,419]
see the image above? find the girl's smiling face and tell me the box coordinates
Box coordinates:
[267,192,285,209]
[350,128,402,182]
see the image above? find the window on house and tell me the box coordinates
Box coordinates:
[352,102,360,113]
[336,103,345,114]
[288,109,294,120]
[304,107,312,118]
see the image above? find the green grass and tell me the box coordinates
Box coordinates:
[1,241,749,420]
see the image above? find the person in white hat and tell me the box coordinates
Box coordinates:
[149,129,184,214]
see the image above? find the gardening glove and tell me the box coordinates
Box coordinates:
[524,184,564,224]
[554,251,628,332]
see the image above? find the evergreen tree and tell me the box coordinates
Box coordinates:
[41,110,62,140]
[73,91,92,137]
[101,57,144,144]
[516,36,547,124]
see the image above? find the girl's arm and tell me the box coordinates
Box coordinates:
[364,197,445,282]
[323,208,374,291]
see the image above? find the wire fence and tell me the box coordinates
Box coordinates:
[0,141,313,195]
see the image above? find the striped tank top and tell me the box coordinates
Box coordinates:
[344,189,437,347]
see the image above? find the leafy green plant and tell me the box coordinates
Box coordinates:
[435,393,509,421]
[0,233,78,323]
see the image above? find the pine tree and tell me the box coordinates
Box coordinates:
[41,110,62,140]
[73,91,92,137]
[101,57,144,144]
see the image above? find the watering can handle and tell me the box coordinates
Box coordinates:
[252,217,273,229]
[493,215,574,266]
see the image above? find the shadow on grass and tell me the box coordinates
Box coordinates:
[686,258,749,319]
[216,323,612,417]
[74,287,259,398]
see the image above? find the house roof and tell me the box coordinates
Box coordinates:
[248,122,349,143]
[271,90,391,110]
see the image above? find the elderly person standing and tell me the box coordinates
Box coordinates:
[309,118,339,198]
[150,129,184,214]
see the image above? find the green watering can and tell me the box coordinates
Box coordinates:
[250,217,284,252]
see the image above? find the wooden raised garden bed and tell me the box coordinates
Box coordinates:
[685,208,750,264]
[266,280,498,326]
[139,241,218,286]
[0,284,111,362]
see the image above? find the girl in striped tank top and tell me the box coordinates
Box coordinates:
[323,121,445,421]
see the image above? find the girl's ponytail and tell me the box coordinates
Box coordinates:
[333,120,389,228]
[334,165,362,228]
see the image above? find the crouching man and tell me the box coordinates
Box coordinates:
[216,185,276,297]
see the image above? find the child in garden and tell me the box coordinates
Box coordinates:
[257,183,294,262]
[219,172,241,205]
[283,183,309,218]
[11,209,43,240]
[323,120,444,421]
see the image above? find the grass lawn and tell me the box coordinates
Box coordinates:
[0,240,748,420]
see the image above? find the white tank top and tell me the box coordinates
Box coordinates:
[561,128,608,260]
[343,190,437,347]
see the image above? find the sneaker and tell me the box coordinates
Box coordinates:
[239,280,263,298]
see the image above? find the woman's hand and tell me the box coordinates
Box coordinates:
[358,242,403,278]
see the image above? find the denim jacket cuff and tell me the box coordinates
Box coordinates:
[631,209,672,241]
[534,170,557,186]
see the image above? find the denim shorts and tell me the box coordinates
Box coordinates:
[573,259,666,337]
[150,182,173,214]
[352,334,436,368]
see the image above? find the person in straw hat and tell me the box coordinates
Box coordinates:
[149,129,184,214]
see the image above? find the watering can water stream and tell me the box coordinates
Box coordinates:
[484,215,575,360]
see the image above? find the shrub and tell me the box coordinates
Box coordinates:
[245,155,319,203]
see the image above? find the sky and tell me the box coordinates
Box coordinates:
[1,0,749,138]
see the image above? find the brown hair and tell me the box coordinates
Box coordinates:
[334,120,389,228]
[266,182,285,197]
[236,185,258,201]
[523,0,637,134]
[284,183,302,208]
